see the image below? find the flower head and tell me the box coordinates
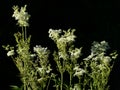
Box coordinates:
[46,66,52,74]
[33,45,50,60]
[34,45,48,54]
[70,48,82,59]
[48,29,76,44]
[103,56,111,65]
[48,29,62,40]
[73,65,86,77]
[12,5,30,27]
[91,41,109,55]
[57,29,76,44]
[7,50,15,56]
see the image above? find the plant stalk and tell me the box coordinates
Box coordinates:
[61,72,63,90]
[70,72,72,87]
[25,26,27,41]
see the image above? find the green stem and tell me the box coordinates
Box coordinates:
[24,79,26,90]
[46,77,51,90]
[22,26,24,41]
[25,26,27,41]
[56,85,59,90]
[61,71,63,90]
[78,77,82,90]
[24,67,26,90]
[78,77,80,84]
[70,72,72,87]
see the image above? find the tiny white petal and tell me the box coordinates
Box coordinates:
[7,50,14,56]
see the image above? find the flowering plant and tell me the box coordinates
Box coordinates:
[2,4,118,90]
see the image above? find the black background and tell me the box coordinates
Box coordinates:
[0,0,120,89]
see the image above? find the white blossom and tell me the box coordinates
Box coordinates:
[57,34,76,44]
[30,54,36,57]
[70,48,81,59]
[46,68,52,73]
[33,45,48,55]
[73,65,86,77]
[12,5,30,27]
[38,67,44,72]
[103,56,111,64]
[57,37,66,43]
[48,29,62,40]
[49,29,76,44]
[38,66,52,74]
[65,35,76,42]
[7,50,15,56]
[91,41,109,55]
[73,65,79,71]
[58,52,67,59]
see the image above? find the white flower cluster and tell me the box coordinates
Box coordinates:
[33,45,48,56]
[70,48,82,59]
[7,50,15,56]
[48,29,62,40]
[30,54,36,58]
[48,29,76,43]
[37,66,52,75]
[57,30,76,44]
[57,35,76,44]
[84,41,110,61]
[91,41,109,55]
[103,56,111,64]
[73,65,86,77]
[58,51,67,59]
[12,5,30,27]
[92,53,111,65]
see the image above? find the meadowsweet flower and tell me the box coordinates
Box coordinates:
[48,29,62,40]
[74,69,85,76]
[73,65,86,77]
[57,35,76,44]
[91,52,104,61]
[103,56,111,64]
[110,51,118,59]
[84,41,109,61]
[33,45,49,56]
[12,5,30,27]
[91,41,109,55]
[65,34,76,43]
[70,48,82,59]
[57,37,66,43]
[49,29,76,44]
[38,67,44,73]
[30,54,36,57]
[58,51,68,59]
[46,68,52,74]
[38,66,52,74]
[7,50,15,56]
[57,30,76,44]
[73,65,80,71]
[90,53,111,65]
